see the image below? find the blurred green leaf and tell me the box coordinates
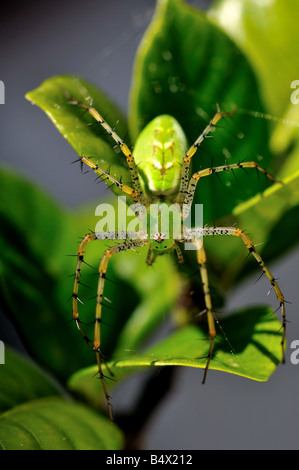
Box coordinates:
[68,305,283,408]
[271,111,299,179]
[0,397,123,450]
[209,0,299,117]
[209,0,299,179]
[0,348,62,414]
[26,75,133,199]
[129,0,272,222]
[270,102,299,154]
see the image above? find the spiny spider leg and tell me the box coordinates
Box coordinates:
[72,234,148,420]
[174,242,184,264]
[66,93,146,204]
[72,232,114,419]
[177,105,236,205]
[184,238,216,383]
[186,226,286,362]
[182,162,278,219]
[79,155,140,203]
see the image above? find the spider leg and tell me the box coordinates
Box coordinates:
[176,105,235,204]
[72,234,148,421]
[188,238,216,383]
[72,232,98,344]
[174,241,184,264]
[66,94,145,204]
[188,226,286,362]
[72,232,114,419]
[79,155,141,205]
[182,162,278,219]
[146,246,157,265]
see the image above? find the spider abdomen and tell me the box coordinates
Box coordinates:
[133,115,187,199]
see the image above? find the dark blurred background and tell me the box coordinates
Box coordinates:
[0,0,298,450]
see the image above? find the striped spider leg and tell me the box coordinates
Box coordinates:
[183,235,216,384]
[183,226,286,383]
[176,104,236,205]
[66,92,146,205]
[72,234,149,421]
[182,162,278,219]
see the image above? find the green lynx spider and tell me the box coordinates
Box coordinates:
[69,97,286,421]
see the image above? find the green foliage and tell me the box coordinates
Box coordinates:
[209,0,299,186]
[68,306,283,409]
[1,0,298,450]
[0,348,62,414]
[0,397,123,450]
[0,348,123,450]
[210,0,299,117]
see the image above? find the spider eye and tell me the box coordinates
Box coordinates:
[153,232,166,243]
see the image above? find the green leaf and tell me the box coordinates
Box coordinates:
[209,0,299,117]
[26,75,132,198]
[129,0,272,222]
[110,249,182,356]
[68,306,283,407]
[0,348,62,414]
[0,397,123,450]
